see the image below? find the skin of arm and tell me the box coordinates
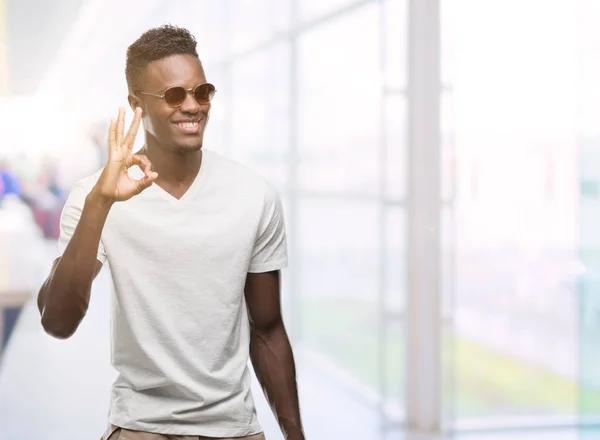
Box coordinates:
[37,193,109,339]
[245,270,305,440]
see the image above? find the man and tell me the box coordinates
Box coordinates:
[37,25,304,440]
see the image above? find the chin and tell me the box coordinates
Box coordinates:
[172,137,203,153]
[173,143,202,153]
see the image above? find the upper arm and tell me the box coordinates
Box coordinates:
[48,257,103,279]
[244,270,282,331]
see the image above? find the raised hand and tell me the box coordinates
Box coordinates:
[91,107,158,202]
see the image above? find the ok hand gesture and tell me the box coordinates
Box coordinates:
[92,107,158,202]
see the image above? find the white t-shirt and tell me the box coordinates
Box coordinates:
[56,149,288,437]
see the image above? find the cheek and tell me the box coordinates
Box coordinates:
[143,111,171,137]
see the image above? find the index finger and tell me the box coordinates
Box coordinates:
[123,107,143,150]
[116,107,125,147]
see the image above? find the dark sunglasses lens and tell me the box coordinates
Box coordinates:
[164,87,187,106]
[194,84,216,103]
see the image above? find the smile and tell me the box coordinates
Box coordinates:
[173,120,202,134]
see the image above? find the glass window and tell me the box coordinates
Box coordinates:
[442,205,456,426]
[298,197,380,394]
[441,0,455,86]
[297,3,381,196]
[577,0,600,422]
[229,0,291,53]
[382,0,408,90]
[298,0,359,23]
[202,66,228,156]
[184,0,230,63]
[384,207,407,314]
[230,44,291,189]
[382,207,407,415]
[442,91,455,203]
[384,95,407,201]
[446,0,582,424]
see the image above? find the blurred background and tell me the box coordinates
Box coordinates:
[0,0,600,439]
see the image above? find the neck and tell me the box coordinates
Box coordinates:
[140,137,203,184]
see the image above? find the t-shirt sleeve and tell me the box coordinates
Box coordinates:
[57,183,107,264]
[248,182,288,273]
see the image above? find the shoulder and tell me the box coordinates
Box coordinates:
[71,168,103,193]
[64,168,103,204]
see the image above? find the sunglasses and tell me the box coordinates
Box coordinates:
[137,83,216,107]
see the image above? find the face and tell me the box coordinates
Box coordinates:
[129,54,211,153]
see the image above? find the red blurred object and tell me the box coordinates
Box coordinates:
[31,206,61,239]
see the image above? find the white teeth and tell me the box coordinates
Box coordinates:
[177,122,199,128]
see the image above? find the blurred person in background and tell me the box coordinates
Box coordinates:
[27,157,66,238]
[0,159,22,198]
[36,25,304,440]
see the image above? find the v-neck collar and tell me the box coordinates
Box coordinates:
[148,149,211,205]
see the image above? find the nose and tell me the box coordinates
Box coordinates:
[178,90,201,114]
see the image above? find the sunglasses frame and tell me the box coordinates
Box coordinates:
[137,83,216,107]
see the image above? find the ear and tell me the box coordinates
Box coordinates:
[128,94,142,112]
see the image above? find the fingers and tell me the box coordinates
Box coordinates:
[123,107,143,150]
[126,154,152,174]
[126,154,159,183]
[124,153,158,195]
[107,119,117,155]
[117,108,125,148]
[135,172,159,194]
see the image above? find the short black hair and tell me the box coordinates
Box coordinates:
[125,24,199,92]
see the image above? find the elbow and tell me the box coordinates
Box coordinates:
[40,315,79,339]
[251,317,285,339]
[37,283,87,340]
[41,313,79,339]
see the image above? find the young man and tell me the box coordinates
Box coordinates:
[37,25,304,440]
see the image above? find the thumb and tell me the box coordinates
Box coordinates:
[136,171,158,194]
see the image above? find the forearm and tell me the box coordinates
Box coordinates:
[250,322,304,440]
[39,193,112,338]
